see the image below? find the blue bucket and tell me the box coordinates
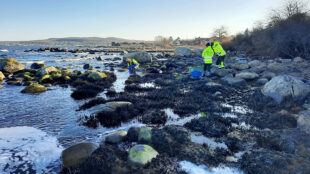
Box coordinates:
[190,70,202,78]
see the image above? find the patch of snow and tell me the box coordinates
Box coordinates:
[221,103,253,114]
[0,126,63,174]
[222,113,238,118]
[164,109,201,126]
[164,108,180,120]
[179,161,244,174]
[232,122,257,130]
[190,133,228,150]
[140,82,155,88]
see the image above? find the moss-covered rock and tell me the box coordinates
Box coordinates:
[138,127,152,143]
[36,66,59,76]
[23,74,35,80]
[51,73,62,79]
[23,81,36,86]
[0,58,25,73]
[105,131,127,144]
[0,71,5,81]
[40,74,52,83]
[64,75,71,81]
[128,144,158,165]
[61,68,71,75]
[21,84,47,93]
[62,143,99,168]
[87,71,107,81]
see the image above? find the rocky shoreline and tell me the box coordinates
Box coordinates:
[1,49,310,174]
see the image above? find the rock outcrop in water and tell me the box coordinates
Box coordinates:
[21,84,47,93]
[0,71,5,81]
[0,58,25,73]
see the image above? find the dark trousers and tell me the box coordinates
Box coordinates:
[203,64,212,74]
[216,55,226,65]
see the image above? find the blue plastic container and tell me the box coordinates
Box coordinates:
[190,70,202,78]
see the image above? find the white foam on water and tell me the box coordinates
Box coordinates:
[190,133,228,150]
[179,161,244,174]
[22,60,45,64]
[0,126,63,174]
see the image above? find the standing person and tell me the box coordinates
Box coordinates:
[201,42,214,77]
[126,58,139,75]
[212,41,226,68]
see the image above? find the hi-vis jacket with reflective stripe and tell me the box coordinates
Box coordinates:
[212,41,226,56]
[202,46,214,64]
[127,59,138,67]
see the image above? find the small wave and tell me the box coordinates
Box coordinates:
[22,60,45,64]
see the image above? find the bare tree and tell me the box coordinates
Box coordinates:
[212,26,229,41]
[268,0,308,25]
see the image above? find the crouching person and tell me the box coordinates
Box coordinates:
[126,58,139,75]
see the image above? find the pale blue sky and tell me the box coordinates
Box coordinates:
[0,0,284,41]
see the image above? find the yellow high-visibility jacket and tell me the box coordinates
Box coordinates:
[212,41,226,56]
[202,46,214,64]
[127,59,138,67]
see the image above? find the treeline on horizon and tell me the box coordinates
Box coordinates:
[223,0,310,59]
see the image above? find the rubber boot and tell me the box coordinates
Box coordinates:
[221,61,225,68]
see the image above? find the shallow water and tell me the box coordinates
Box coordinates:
[0,46,135,173]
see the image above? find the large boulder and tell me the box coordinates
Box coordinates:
[211,68,233,77]
[236,72,259,80]
[267,63,288,72]
[61,142,99,168]
[297,110,310,134]
[105,131,127,144]
[86,101,132,115]
[221,76,246,86]
[123,52,152,63]
[247,60,262,67]
[293,57,304,63]
[30,63,45,69]
[193,49,203,57]
[0,58,25,73]
[36,66,58,76]
[21,84,47,93]
[174,47,192,57]
[0,71,5,81]
[87,71,107,81]
[128,144,158,165]
[230,63,249,70]
[262,75,310,104]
